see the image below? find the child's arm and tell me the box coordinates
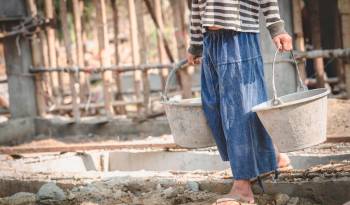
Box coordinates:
[260,0,287,38]
[188,0,203,57]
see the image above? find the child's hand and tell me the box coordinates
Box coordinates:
[273,33,293,52]
[187,53,201,65]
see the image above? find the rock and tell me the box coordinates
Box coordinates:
[186,181,199,192]
[0,192,36,205]
[162,187,177,198]
[287,197,299,205]
[274,193,290,205]
[37,182,66,204]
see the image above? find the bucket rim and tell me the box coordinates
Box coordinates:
[252,88,330,112]
[161,97,202,107]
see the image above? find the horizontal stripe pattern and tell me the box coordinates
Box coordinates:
[190,0,283,47]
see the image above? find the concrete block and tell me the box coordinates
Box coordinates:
[0,118,35,145]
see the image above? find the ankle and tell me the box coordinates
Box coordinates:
[230,180,253,197]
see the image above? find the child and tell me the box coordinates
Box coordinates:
[187,0,292,204]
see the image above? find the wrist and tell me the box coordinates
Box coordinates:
[267,21,287,39]
[188,44,203,57]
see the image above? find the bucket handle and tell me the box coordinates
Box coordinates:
[272,49,308,106]
[161,59,188,101]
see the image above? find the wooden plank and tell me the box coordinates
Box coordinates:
[60,0,80,122]
[0,143,180,155]
[94,0,115,118]
[326,135,350,143]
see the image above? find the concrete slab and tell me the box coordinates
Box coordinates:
[109,150,230,172]
[3,144,349,173]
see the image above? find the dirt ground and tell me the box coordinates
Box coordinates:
[1,160,349,205]
[0,177,324,205]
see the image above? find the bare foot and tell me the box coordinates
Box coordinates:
[277,153,291,168]
[215,180,255,205]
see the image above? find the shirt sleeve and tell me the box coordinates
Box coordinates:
[188,0,203,57]
[259,0,287,38]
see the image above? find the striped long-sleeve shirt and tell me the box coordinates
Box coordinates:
[188,0,286,56]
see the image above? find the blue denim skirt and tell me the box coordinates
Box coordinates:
[201,30,277,180]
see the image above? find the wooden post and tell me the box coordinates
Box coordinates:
[292,0,307,82]
[94,0,115,118]
[308,0,326,88]
[72,0,89,103]
[338,0,350,98]
[60,0,80,121]
[154,0,168,88]
[334,1,346,94]
[170,0,192,98]
[44,0,61,104]
[111,0,126,114]
[26,0,46,116]
[127,0,142,111]
[135,0,150,115]
[38,29,54,103]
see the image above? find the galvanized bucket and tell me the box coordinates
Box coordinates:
[252,50,330,152]
[161,60,216,148]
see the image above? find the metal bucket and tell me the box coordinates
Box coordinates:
[252,50,330,152]
[161,60,216,148]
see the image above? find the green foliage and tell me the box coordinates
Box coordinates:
[34,0,95,40]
